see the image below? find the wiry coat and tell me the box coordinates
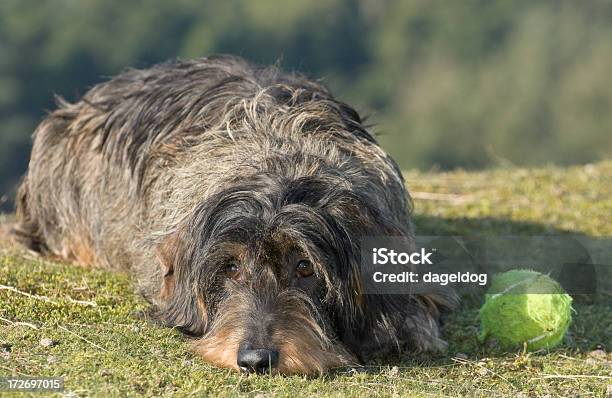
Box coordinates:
[15,55,455,374]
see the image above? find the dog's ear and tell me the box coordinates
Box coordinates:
[152,229,209,336]
[334,199,456,360]
[155,231,182,300]
[343,292,457,362]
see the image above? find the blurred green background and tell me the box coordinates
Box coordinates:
[1,0,611,210]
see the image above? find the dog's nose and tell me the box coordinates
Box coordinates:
[237,348,279,374]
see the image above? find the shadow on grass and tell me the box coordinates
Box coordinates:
[322,214,612,378]
[414,214,609,298]
[325,294,611,380]
[413,214,577,236]
[330,291,611,378]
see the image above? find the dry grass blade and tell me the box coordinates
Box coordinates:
[0,283,58,305]
[58,325,109,353]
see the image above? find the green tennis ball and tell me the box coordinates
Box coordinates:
[479,269,573,351]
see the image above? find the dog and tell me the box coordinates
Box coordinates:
[13,55,455,374]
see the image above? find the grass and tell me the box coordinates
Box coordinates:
[1,161,611,397]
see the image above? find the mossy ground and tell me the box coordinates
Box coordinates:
[1,162,611,397]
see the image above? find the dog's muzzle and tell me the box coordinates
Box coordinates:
[237,347,279,374]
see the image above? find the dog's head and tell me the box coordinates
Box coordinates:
[153,172,448,374]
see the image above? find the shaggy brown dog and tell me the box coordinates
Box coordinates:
[13,55,455,374]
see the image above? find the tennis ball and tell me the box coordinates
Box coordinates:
[479,269,572,351]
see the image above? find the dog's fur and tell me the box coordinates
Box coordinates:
[13,55,455,374]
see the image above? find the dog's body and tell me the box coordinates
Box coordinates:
[14,55,455,374]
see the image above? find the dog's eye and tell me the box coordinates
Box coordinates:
[225,262,241,280]
[296,260,314,278]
